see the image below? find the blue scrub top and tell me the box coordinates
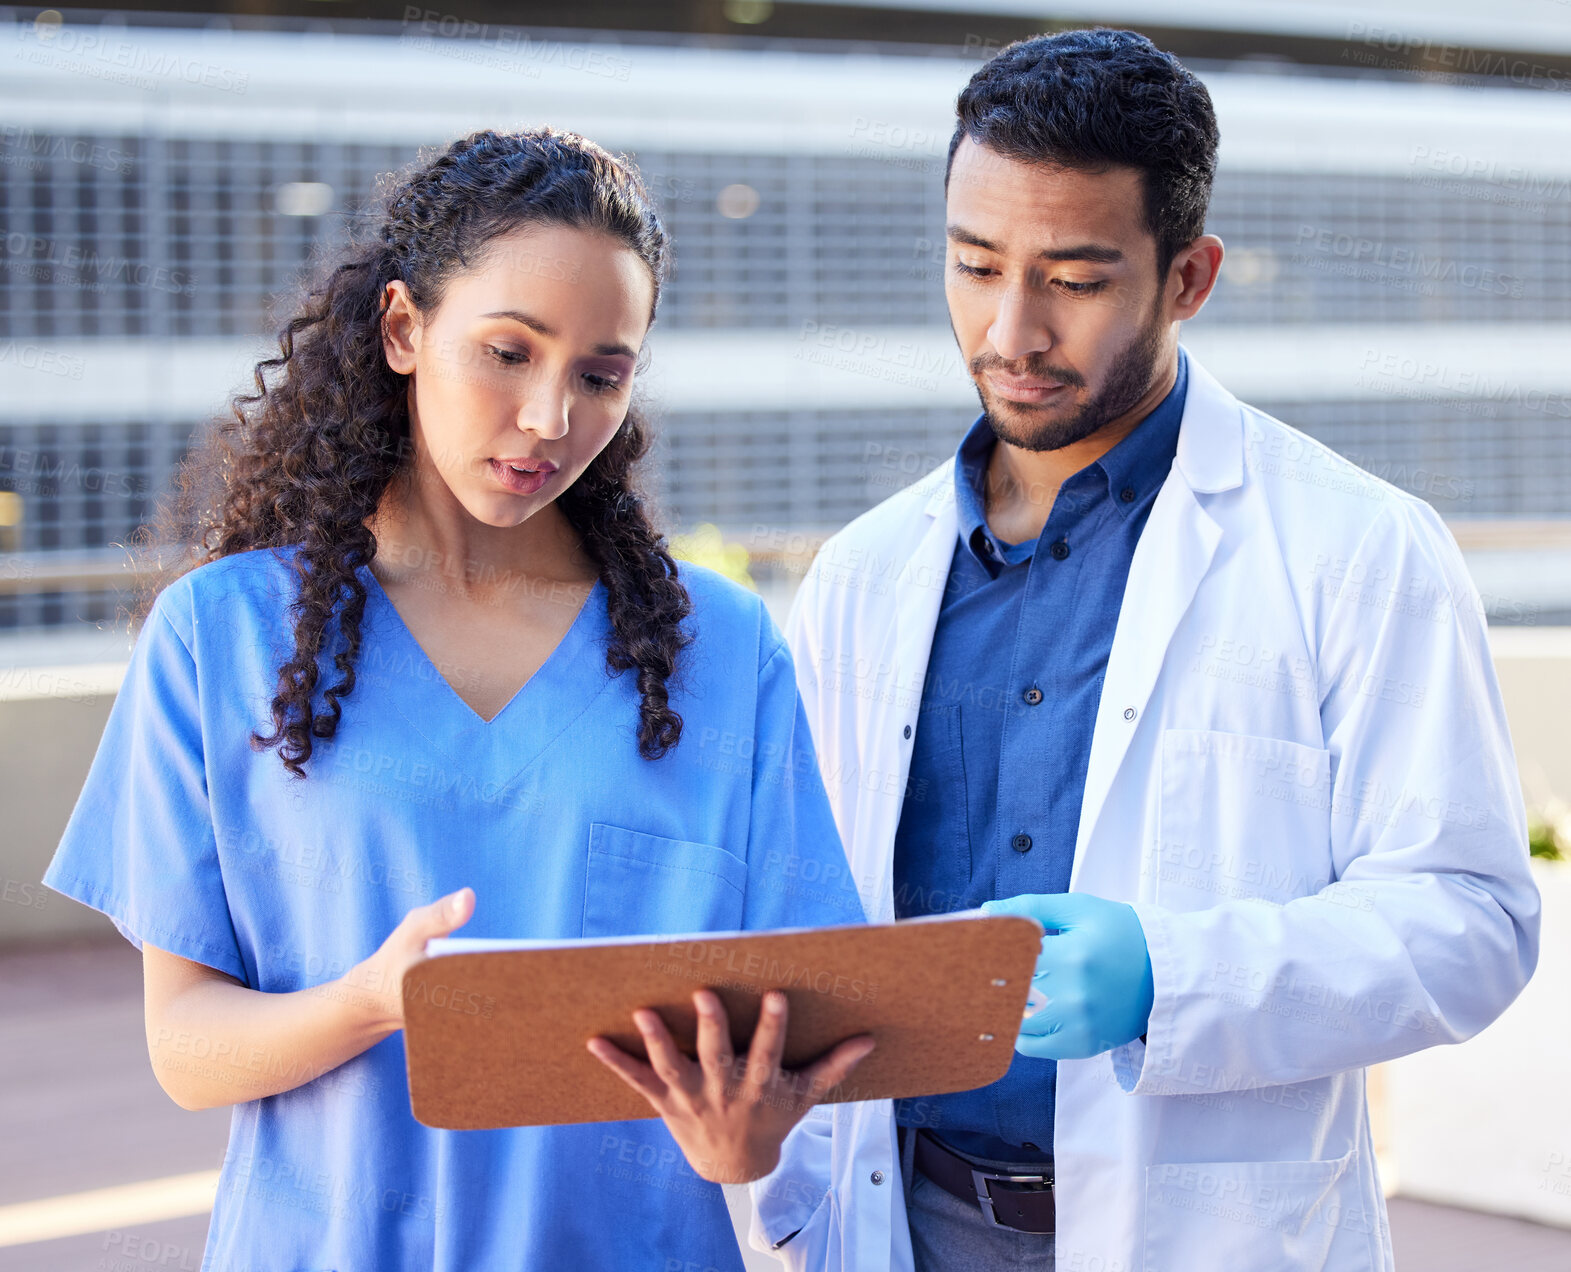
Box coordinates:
[44,544,866,1272]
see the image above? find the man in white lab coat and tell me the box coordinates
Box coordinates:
[749,27,1541,1272]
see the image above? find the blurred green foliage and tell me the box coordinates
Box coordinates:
[670,523,757,591]
[1527,801,1567,861]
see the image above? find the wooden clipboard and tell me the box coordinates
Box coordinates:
[402,914,1043,1129]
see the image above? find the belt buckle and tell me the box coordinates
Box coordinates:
[969,1166,1053,1229]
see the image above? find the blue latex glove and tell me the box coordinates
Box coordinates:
[981,892,1154,1060]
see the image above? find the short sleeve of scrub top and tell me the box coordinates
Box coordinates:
[43,545,868,1272]
[43,578,248,980]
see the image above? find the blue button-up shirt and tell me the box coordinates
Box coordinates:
[892,350,1188,1163]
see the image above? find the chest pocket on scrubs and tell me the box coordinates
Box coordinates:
[582,822,747,938]
[1151,729,1333,910]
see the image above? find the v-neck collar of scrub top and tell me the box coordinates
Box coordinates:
[354,562,616,790]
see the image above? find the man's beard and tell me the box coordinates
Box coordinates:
[972,306,1168,454]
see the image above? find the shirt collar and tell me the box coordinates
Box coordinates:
[953,413,1007,572]
[1098,345,1188,523]
[950,347,1190,572]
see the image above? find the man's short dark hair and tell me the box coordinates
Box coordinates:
[946,28,1219,275]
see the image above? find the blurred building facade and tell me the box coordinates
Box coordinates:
[2,1,1570,633]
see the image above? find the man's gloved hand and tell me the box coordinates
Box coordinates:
[981,891,1154,1060]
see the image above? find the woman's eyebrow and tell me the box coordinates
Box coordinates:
[480,309,637,359]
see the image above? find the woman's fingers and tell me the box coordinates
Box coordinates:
[376,889,475,1024]
[586,1037,667,1103]
[742,991,790,1095]
[693,991,735,1081]
[401,887,474,947]
[791,1034,876,1105]
[434,886,474,933]
[634,1008,700,1093]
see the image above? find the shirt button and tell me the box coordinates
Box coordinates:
[1123,706,1137,721]
[871,1170,885,1185]
[1050,540,1070,561]
[903,724,912,739]
[1023,686,1043,706]
[1120,486,1136,503]
[1012,833,1033,853]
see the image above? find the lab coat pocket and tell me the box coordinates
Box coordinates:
[1152,729,1333,910]
[582,822,747,938]
[1143,1149,1357,1272]
[758,1184,841,1272]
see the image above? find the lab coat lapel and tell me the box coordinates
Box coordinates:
[867,473,958,921]
[1069,353,1243,885]
[892,475,957,697]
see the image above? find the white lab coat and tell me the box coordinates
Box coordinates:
[749,349,1541,1272]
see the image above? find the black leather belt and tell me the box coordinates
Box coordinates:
[911,1128,1056,1234]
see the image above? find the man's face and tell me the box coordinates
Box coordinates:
[944,136,1175,452]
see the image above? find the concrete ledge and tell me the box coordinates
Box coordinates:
[1,690,115,945]
[5,628,1570,947]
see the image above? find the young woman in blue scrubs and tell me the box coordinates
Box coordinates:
[44,128,872,1271]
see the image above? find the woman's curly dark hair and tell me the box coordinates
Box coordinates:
[143,127,692,777]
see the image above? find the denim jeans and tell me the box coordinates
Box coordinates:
[899,1126,1057,1271]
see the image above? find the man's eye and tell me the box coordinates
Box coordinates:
[1056,280,1107,295]
[953,261,994,278]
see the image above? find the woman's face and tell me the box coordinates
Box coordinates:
[380,222,655,528]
